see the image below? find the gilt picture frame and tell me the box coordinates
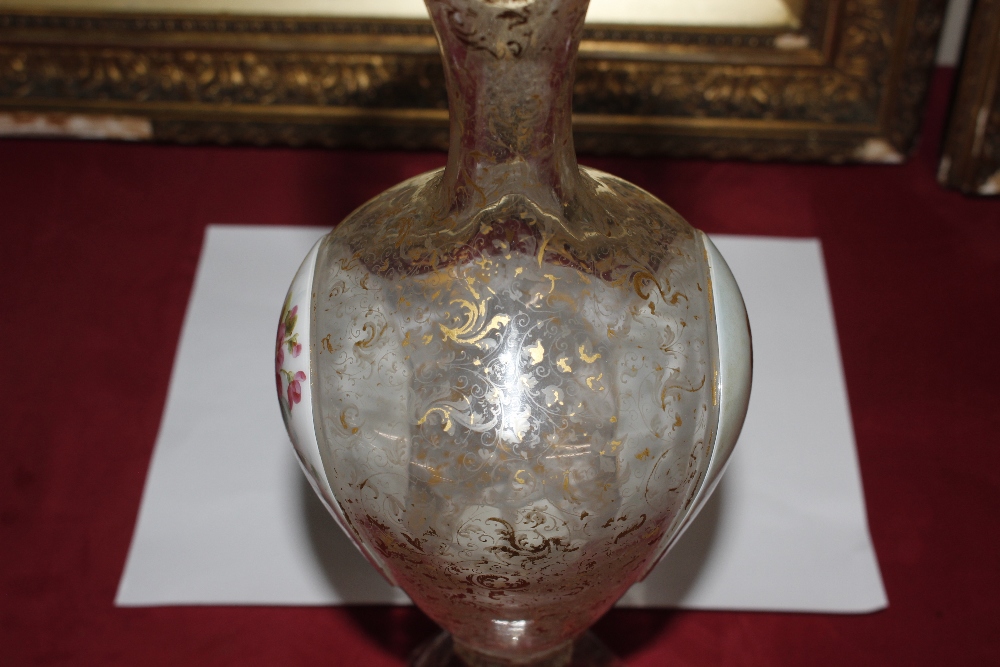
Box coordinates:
[0,0,947,161]
[938,0,1000,193]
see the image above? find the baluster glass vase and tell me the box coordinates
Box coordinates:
[275,1,752,665]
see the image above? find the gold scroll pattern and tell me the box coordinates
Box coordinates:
[311,167,716,647]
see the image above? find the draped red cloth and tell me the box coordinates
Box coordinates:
[1,69,998,665]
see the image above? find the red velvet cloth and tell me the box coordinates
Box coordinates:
[1,69,998,665]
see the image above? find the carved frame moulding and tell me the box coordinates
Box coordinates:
[0,0,948,161]
[939,0,1000,194]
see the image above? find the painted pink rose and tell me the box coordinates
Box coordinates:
[277,296,305,414]
[274,322,285,373]
[287,370,306,410]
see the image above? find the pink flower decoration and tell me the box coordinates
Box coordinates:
[287,370,306,411]
[276,297,305,412]
[275,321,286,371]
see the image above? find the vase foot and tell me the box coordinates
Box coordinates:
[410,632,624,667]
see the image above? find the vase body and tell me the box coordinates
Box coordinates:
[275,1,751,664]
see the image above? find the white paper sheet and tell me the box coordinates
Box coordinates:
[116,225,887,612]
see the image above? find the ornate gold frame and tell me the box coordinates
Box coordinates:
[0,0,947,161]
[939,0,1000,193]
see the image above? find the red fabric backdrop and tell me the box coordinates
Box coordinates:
[1,69,998,665]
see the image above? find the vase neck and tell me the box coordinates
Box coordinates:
[426,0,589,212]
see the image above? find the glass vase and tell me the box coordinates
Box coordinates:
[276,1,752,665]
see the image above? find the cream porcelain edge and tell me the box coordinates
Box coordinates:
[637,230,752,580]
[699,230,752,512]
[285,237,400,586]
